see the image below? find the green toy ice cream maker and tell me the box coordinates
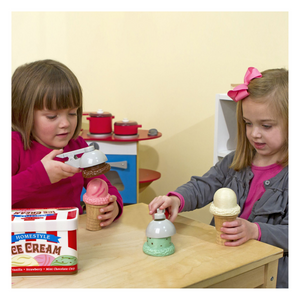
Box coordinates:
[143,208,176,257]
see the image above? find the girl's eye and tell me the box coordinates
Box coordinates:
[263,124,272,129]
[46,115,57,120]
[69,108,78,116]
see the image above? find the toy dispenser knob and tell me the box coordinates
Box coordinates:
[154,209,166,220]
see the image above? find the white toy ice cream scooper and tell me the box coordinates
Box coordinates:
[56,142,111,178]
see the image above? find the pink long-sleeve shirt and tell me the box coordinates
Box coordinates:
[12,131,123,217]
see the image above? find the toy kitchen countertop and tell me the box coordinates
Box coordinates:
[80,129,162,204]
[80,128,162,142]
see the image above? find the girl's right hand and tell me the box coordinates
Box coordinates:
[148,195,181,222]
[41,149,82,184]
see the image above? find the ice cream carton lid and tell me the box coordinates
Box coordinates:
[11,207,79,232]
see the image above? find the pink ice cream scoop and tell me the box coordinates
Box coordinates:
[34,254,55,266]
[83,178,110,205]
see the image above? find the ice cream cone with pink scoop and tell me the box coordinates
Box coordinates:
[83,178,110,231]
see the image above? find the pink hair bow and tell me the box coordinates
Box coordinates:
[227,67,262,102]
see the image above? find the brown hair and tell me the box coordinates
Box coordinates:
[230,68,288,170]
[12,59,83,150]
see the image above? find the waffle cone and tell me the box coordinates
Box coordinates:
[85,203,107,231]
[213,214,238,245]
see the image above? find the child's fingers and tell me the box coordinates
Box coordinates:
[99,201,118,216]
[221,226,240,235]
[108,195,117,203]
[97,209,114,227]
[98,210,112,221]
[222,219,240,228]
[156,196,170,210]
[224,239,244,247]
[61,163,81,175]
[168,206,178,222]
[148,197,164,214]
[99,218,113,227]
[45,149,64,160]
[99,203,112,214]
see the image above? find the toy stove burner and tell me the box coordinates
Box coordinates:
[113,133,139,139]
[87,132,113,138]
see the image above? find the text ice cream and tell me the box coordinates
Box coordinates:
[209,188,241,245]
[83,178,110,231]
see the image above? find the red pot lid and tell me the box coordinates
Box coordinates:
[89,109,112,118]
[115,118,138,126]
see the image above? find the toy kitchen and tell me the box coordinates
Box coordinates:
[81,110,162,204]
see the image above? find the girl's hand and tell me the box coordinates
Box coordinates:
[148,195,181,222]
[41,149,81,184]
[97,195,119,227]
[220,218,259,246]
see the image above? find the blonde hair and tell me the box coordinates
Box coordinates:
[12,59,83,150]
[230,68,288,171]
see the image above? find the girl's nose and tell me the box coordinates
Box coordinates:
[59,115,70,128]
[251,126,262,138]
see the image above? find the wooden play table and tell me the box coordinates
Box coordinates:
[12,203,283,288]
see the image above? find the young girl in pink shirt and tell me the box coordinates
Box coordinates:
[148,67,288,288]
[12,59,123,227]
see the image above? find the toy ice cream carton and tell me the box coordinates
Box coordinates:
[11,207,79,276]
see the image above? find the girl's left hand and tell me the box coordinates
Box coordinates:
[97,195,119,227]
[220,218,259,246]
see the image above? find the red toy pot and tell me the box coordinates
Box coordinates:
[83,110,115,134]
[114,118,142,135]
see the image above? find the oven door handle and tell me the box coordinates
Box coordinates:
[107,161,128,169]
